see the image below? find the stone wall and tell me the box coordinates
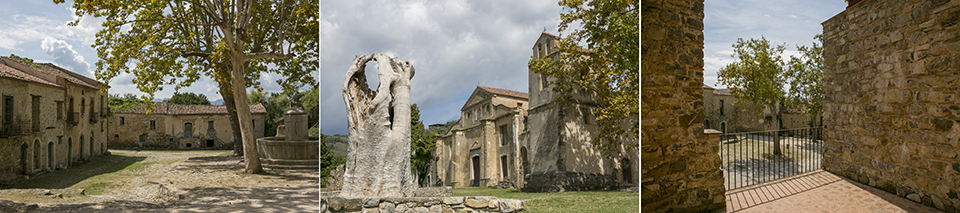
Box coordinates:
[109,112,265,150]
[822,0,960,212]
[321,195,526,213]
[641,0,726,212]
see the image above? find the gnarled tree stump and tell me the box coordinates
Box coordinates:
[340,53,416,197]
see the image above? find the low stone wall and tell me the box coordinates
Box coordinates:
[321,196,526,213]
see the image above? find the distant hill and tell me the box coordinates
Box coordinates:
[211,99,224,105]
[323,134,349,158]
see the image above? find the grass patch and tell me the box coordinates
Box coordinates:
[80,182,117,195]
[452,188,637,213]
[720,139,818,162]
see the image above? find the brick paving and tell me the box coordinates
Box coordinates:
[714,170,944,213]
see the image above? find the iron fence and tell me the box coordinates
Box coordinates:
[719,127,823,190]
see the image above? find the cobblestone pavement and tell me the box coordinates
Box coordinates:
[714,170,943,213]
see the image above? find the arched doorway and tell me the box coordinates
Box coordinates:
[48,142,54,169]
[720,122,727,134]
[79,135,84,160]
[621,158,632,184]
[20,143,28,174]
[33,140,40,170]
[471,156,480,187]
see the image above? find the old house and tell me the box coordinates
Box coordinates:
[108,102,266,149]
[703,84,821,134]
[434,33,638,191]
[0,56,109,184]
[435,86,528,188]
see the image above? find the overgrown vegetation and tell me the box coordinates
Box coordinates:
[248,85,319,137]
[410,104,435,184]
[166,92,211,105]
[108,93,148,113]
[453,188,637,213]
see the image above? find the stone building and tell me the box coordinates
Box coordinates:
[0,56,109,184]
[108,102,266,149]
[521,32,634,192]
[435,86,528,188]
[822,0,960,211]
[703,84,819,134]
[434,32,639,191]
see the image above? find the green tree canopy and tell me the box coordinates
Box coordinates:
[718,35,823,154]
[529,0,638,158]
[57,0,318,174]
[108,93,148,112]
[167,92,211,105]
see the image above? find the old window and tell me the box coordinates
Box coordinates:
[208,121,214,131]
[499,125,510,146]
[139,134,146,144]
[149,120,156,130]
[3,95,13,125]
[119,117,125,126]
[56,101,63,120]
[719,99,724,116]
[184,122,193,138]
[206,139,215,147]
[31,95,40,132]
[539,75,547,91]
[81,98,85,116]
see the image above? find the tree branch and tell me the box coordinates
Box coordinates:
[120,18,220,27]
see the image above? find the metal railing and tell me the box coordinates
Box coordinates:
[720,127,823,190]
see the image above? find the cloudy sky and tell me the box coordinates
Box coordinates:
[320,0,562,135]
[0,1,291,103]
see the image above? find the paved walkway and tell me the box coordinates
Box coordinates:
[714,170,944,213]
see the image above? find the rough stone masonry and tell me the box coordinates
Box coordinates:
[341,53,417,197]
[641,0,726,212]
[822,0,960,212]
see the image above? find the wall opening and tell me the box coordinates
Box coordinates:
[622,158,632,184]
[206,139,215,147]
[79,135,84,159]
[48,142,54,169]
[67,139,72,165]
[471,156,481,187]
[520,147,529,175]
[31,95,40,132]
[20,143,27,174]
[184,122,193,138]
[186,143,192,148]
[33,140,40,170]
[500,155,509,179]
[720,122,727,134]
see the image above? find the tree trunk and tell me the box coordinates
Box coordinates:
[218,84,244,156]
[340,54,417,197]
[223,27,262,174]
[772,104,782,155]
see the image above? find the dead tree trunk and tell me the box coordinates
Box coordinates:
[340,54,417,197]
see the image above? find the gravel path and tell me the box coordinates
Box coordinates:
[0,149,319,212]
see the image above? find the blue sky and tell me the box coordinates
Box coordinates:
[0,1,293,103]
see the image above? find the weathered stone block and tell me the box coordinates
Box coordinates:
[464,198,488,208]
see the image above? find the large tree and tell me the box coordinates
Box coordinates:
[718,35,822,155]
[58,0,318,174]
[528,0,638,158]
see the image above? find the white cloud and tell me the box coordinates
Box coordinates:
[40,37,91,74]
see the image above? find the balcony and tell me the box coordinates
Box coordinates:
[89,112,99,123]
[66,112,80,125]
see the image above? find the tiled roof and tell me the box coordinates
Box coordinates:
[117,102,267,115]
[0,62,60,87]
[704,84,733,95]
[477,85,528,100]
[0,56,102,89]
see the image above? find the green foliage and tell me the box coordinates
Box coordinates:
[427,119,458,136]
[249,87,315,137]
[786,35,824,119]
[167,92,211,105]
[108,93,147,112]
[529,0,638,158]
[320,133,346,188]
[410,104,435,182]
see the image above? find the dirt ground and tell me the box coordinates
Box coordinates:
[0,149,319,212]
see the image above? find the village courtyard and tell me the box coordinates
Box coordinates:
[0,149,319,212]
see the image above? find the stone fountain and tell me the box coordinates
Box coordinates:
[256,102,319,170]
